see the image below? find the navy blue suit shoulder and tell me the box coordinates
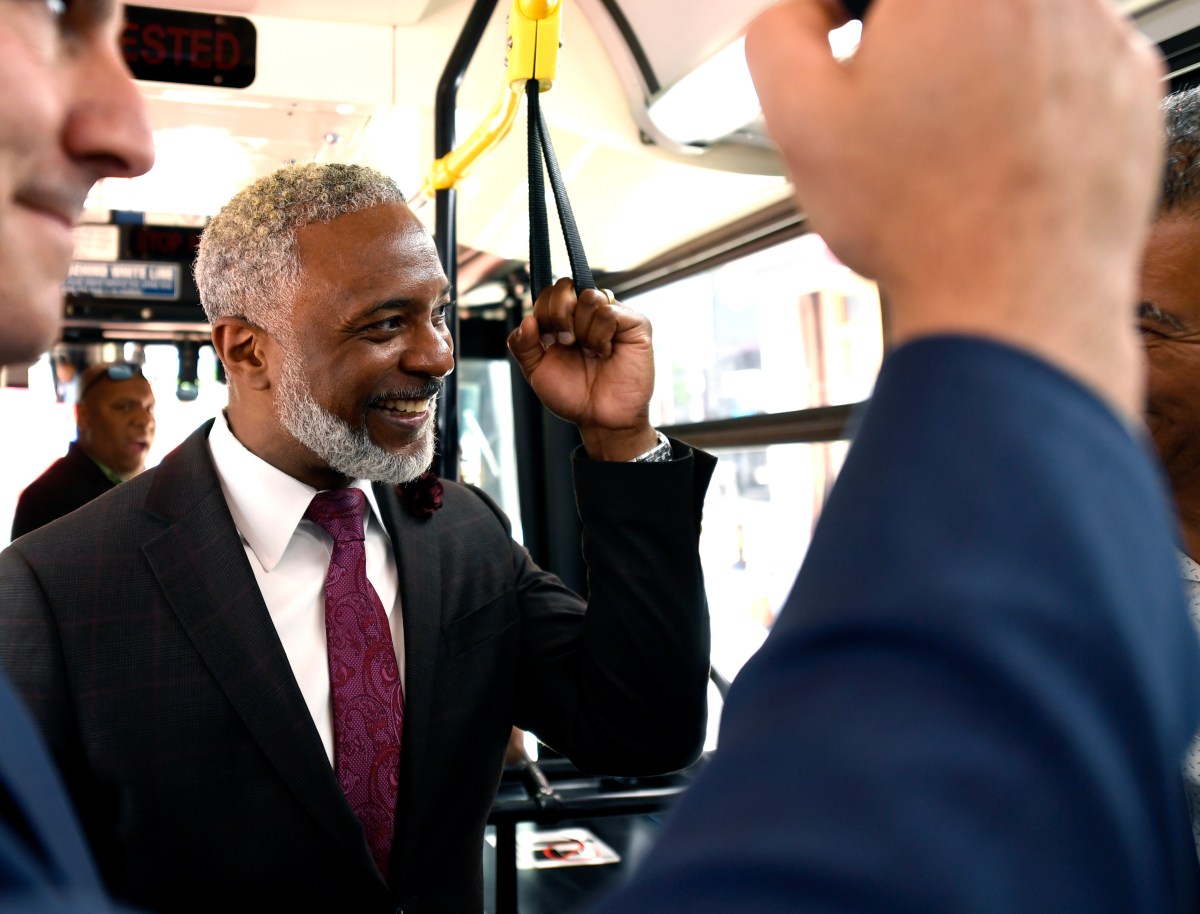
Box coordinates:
[591,337,1200,914]
[0,670,136,912]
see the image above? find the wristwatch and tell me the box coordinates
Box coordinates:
[631,430,672,463]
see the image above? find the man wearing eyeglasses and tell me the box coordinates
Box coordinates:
[11,362,156,540]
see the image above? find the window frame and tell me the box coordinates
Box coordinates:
[599,197,886,452]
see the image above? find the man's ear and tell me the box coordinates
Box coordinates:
[74,401,88,437]
[211,318,275,391]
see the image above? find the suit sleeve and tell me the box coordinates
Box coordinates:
[508,441,716,775]
[588,337,1200,914]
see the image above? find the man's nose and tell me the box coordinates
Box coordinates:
[64,34,155,181]
[403,321,455,379]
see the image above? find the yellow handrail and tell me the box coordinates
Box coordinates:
[417,0,563,197]
[421,85,524,194]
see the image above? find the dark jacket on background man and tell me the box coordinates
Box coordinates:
[11,442,115,539]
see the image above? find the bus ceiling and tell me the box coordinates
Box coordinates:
[96,0,800,276]
[80,0,1200,294]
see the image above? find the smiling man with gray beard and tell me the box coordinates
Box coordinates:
[0,162,714,914]
[274,335,439,486]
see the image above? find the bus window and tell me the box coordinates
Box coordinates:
[634,233,882,425]
[628,234,882,686]
[702,440,850,682]
[457,357,523,542]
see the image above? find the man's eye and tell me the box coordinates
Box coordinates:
[370,317,403,333]
[22,0,85,34]
[433,304,451,324]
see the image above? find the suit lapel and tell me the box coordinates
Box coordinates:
[375,483,442,887]
[140,425,382,880]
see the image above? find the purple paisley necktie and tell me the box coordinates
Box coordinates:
[305,487,403,878]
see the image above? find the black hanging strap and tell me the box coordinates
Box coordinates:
[526,79,553,300]
[526,79,597,300]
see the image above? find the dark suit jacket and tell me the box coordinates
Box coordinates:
[0,422,714,914]
[592,338,1200,913]
[11,442,116,540]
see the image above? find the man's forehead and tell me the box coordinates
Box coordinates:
[294,204,446,288]
[1143,216,1200,311]
[297,202,428,244]
[94,377,154,398]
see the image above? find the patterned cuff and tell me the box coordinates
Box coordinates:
[631,431,672,463]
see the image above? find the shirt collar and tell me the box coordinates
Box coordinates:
[70,441,124,485]
[90,458,125,486]
[206,412,390,572]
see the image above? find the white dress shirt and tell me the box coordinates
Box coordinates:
[207,412,404,766]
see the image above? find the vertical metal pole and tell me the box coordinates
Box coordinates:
[434,188,459,481]
[494,819,519,914]
[433,0,503,481]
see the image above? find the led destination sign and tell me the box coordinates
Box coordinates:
[122,6,257,89]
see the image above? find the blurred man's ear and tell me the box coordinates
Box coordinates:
[211,318,274,392]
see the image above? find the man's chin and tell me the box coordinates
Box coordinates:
[347,434,435,485]
[275,380,436,484]
[365,414,437,475]
[0,286,60,365]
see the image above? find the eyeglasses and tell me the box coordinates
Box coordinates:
[79,363,144,400]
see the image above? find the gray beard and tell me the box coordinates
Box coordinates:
[274,350,436,485]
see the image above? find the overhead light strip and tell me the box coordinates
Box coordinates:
[646,22,862,147]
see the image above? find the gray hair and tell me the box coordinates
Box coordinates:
[1162,87,1200,216]
[194,163,406,332]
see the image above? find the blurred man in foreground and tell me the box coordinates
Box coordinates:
[592,0,1200,911]
[12,362,155,539]
[0,0,154,911]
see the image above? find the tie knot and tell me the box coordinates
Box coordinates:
[305,487,367,543]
